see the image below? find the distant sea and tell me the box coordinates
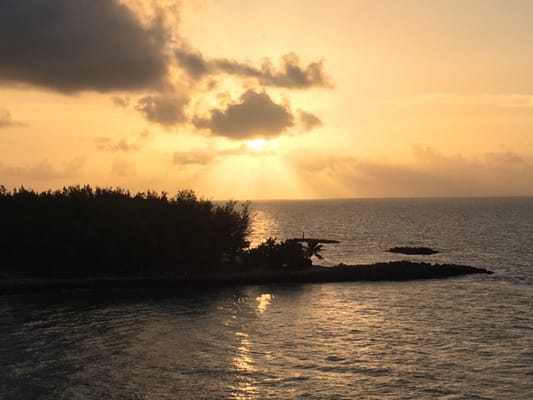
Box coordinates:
[1,198,532,399]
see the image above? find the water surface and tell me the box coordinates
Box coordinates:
[1,198,532,399]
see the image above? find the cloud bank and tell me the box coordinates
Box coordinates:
[1,0,330,163]
[289,146,533,197]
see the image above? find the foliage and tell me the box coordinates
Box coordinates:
[0,185,251,277]
[243,237,313,270]
[304,239,323,260]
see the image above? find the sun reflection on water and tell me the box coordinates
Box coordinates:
[233,332,255,373]
[226,292,275,399]
[256,293,273,314]
[231,331,258,399]
[249,210,280,247]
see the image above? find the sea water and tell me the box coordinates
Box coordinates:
[1,198,532,399]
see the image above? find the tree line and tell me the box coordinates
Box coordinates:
[0,185,250,277]
[0,185,321,278]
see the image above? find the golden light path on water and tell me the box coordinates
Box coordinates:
[231,331,256,399]
[229,293,274,399]
[255,293,272,314]
[249,210,280,248]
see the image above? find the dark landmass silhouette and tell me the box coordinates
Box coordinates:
[0,262,493,294]
[0,185,493,295]
[388,246,440,255]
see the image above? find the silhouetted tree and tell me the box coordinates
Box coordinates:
[304,240,323,261]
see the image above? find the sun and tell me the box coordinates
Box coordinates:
[248,138,267,151]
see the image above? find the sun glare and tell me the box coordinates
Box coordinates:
[248,138,267,151]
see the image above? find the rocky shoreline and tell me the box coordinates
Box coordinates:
[0,261,493,294]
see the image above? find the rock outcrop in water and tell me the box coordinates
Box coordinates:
[0,261,493,294]
[388,246,440,255]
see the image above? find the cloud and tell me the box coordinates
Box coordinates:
[0,0,169,92]
[174,49,211,78]
[111,96,130,108]
[0,108,23,128]
[297,109,322,132]
[94,129,151,152]
[257,53,330,89]
[192,89,294,139]
[172,149,215,166]
[175,49,331,89]
[95,137,138,153]
[287,147,533,197]
[0,157,85,181]
[135,95,189,126]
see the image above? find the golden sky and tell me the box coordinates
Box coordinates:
[1,0,532,199]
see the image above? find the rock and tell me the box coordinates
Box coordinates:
[388,246,440,255]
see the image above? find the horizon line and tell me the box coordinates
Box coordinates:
[215,194,533,202]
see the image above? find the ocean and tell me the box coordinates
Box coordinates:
[1,197,532,399]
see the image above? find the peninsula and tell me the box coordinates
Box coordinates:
[0,186,493,294]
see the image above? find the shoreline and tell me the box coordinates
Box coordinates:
[0,261,493,294]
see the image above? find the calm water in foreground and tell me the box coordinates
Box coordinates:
[1,198,532,399]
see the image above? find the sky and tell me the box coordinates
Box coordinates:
[1,0,532,199]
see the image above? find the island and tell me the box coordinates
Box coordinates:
[388,246,440,255]
[0,185,493,294]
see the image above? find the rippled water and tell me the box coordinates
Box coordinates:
[1,198,532,399]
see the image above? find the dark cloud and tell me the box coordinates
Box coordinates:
[175,49,330,89]
[257,53,330,89]
[192,89,294,139]
[297,109,322,132]
[175,49,210,78]
[0,0,168,92]
[135,95,189,126]
[0,108,23,128]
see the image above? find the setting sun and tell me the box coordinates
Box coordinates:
[248,138,267,152]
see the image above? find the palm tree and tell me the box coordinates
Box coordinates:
[304,239,323,261]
